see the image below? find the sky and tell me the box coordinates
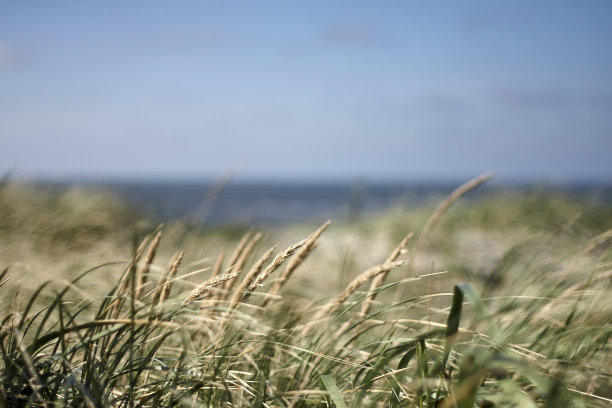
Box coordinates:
[1,1,611,183]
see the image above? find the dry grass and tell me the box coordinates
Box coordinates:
[360,232,413,318]
[1,177,611,407]
[262,220,331,306]
[135,229,163,299]
[156,250,184,305]
[183,271,241,305]
[228,245,277,310]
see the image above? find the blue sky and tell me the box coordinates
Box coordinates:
[1,1,611,182]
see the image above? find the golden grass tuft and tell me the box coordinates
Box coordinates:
[116,237,148,298]
[135,229,163,299]
[3,177,611,407]
[248,237,309,292]
[182,272,241,306]
[317,260,409,319]
[359,232,413,318]
[223,231,263,292]
[227,245,277,310]
[262,220,330,306]
[106,237,148,319]
[156,250,184,306]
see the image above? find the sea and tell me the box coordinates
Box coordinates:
[42,179,612,226]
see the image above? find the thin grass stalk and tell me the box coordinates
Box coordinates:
[359,233,413,318]
[211,251,226,278]
[334,260,409,309]
[248,237,309,293]
[261,241,318,305]
[128,244,138,408]
[216,238,309,357]
[581,228,612,255]
[135,229,163,299]
[14,328,49,407]
[227,230,252,269]
[392,172,492,304]
[309,260,409,327]
[151,250,179,305]
[186,167,240,225]
[262,220,330,307]
[227,245,277,310]
[215,231,252,302]
[183,272,241,306]
[328,233,413,345]
[108,239,148,319]
[531,268,612,322]
[413,173,492,256]
[116,238,148,299]
[224,232,263,292]
[155,251,184,307]
[67,369,97,408]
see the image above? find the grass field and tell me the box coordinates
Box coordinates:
[1,176,611,407]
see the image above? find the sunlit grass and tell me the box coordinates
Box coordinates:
[0,177,610,407]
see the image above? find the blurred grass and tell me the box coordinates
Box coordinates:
[0,180,610,407]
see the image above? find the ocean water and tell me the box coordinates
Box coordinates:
[90,181,458,225]
[62,180,612,226]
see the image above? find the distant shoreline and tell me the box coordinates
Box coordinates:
[20,179,612,226]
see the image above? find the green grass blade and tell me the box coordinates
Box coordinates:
[320,374,347,408]
[17,281,52,331]
[443,285,464,370]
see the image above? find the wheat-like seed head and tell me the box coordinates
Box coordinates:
[183,272,240,306]
[158,250,184,305]
[116,237,148,298]
[135,229,162,299]
[333,260,409,307]
[106,237,148,319]
[262,221,330,306]
[359,233,413,318]
[227,245,277,310]
[224,232,263,292]
[248,237,309,292]
[214,230,253,302]
[310,260,409,326]
[281,221,329,280]
[151,250,181,306]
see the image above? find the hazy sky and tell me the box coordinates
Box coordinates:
[1,1,611,182]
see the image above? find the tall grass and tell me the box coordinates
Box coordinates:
[0,176,610,407]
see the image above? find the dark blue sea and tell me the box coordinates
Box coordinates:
[50,179,612,226]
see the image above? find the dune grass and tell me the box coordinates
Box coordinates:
[0,176,611,407]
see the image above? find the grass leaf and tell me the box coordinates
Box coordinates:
[320,374,347,408]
